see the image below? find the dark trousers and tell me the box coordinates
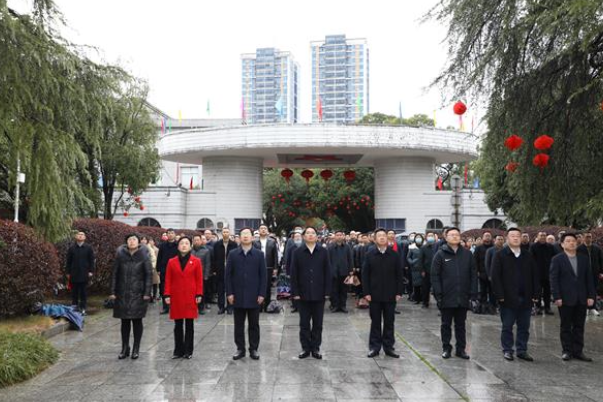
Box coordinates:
[413,286,422,302]
[539,280,551,310]
[234,308,260,352]
[216,273,231,312]
[152,284,159,299]
[160,272,169,311]
[264,268,274,308]
[500,306,531,354]
[422,274,431,306]
[440,307,467,353]
[479,278,496,307]
[558,304,587,355]
[404,268,413,295]
[369,301,396,352]
[331,276,348,310]
[121,318,143,348]
[71,282,87,309]
[174,319,194,356]
[298,300,325,352]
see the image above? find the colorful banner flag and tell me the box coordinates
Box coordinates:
[178,110,182,122]
[356,95,362,113]
[437,177,443,190]
[399,102,403,121]
[241,97,246,123]
[206,100,210,116]
[161,118,165,134]
[464,163,468,186]
[275,96,284,118]
[317,97,323,122]
[189,177,194,190]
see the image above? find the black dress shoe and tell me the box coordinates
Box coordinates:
[367,350,379,358]
[232,350,245,360]
[217,308,225,315]
[562,352,572,361]
[171,354,183,359]
[340,307,348,313]
[311,351,322,359]
[574,353,593,362]
[442,350,452,359]
[118,346,130,360]
[250,350,260,360]
[384,349,400,358]
[503,352,514,361]
[291,308,298,313]
[298,351,310,359]
[183,354,193,359]
[516,352,533,362]
[394,309,401,315]
[544,309,554,316]
[455,351,470,360]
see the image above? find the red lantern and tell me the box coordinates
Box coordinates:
[534,135,554,151]
[123,212,129,217]
[320,169,333,182]
[533,153,550,168]
[134,196,141,203]
[453,101,467,115]
[504,135,523,151]
[505,162,519,173]
[343,170,356,185]
[301,169,314,184]
[140,205,145,211]
[281,169,294,184]
[127,187,133,194]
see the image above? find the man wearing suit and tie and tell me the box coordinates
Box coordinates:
[253,224,279,312]
[550,232,597,361]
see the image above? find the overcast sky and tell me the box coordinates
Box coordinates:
[11,0,480,129]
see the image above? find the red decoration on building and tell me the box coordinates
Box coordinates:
[301,169,314,184]
[319,169,334,182]
[123,212,129,217]
[140,205,145,211]
[532,153,550,168]
[343,170,356,185]
[453,101,467,115]
[534,135,554,151]
[505,162,519,173]
[504,135,523,151]
[281,169,294,184]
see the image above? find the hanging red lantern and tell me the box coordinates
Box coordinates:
[134,196,141,203]
[320,169,333,182]
[505,162,519,173]
[281,169,294,184]
[534,135,554,151]
[453,101,467,115]
[127,187,133,194]
[139,205,145,211]
[504,135,523,151]
[123,211,129,217]
[533,153,550,168]
[301,169,314,184]
[343,170,356,185]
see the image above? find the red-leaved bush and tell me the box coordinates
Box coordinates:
[0,220,61,316]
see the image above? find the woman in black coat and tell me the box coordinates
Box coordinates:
[110,233,152,360]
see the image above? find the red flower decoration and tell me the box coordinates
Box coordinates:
[134,196,141,202]
[343,170,356,184]
[301,169,314,184]
[533,153,550,168]
[453,101,467,116]
[534,135,554,151]
[140,205,145,211]
[504,135,523,151]
[319,169,333,182]
[505,162,519,173]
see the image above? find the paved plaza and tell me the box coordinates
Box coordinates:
[2,299,603,402]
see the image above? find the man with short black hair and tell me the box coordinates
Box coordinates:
[530,231,556,315]
[578,231,603,316]
[214,228,237,315]
[432,227,478,359]
[253,224,279,312]
[157,229,178,314]
[551,233,596,361]
[192,234,212,315]
[328,230,354,313]
[474,231,494,314]
[491,228,540,361]
[66,231,95,315]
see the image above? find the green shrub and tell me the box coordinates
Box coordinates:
[0,330,59,388]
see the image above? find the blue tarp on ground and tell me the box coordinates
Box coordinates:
[40,304,84,331]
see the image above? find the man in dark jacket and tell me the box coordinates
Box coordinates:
[328,231,354,313]
[419,233,437,308]
[530,232,556,315]
[431,227,478,359]
[485,235,505,281]
[353,234,369,298]
[156,229,179,314]
[363,228,404,358]
[214,228,238,315]
[474,231,494,314]
[491,228,540,361]
[192,234,212,315]
[66,231,95,315]
[578,231,603,316]
[253,224,279,312]
[551,233,597,361]
[226,228,267,361]
[290,227,332,359]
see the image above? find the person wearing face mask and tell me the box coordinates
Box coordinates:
[407,234,425,304]
[164,237,203,359]
[419,232,437,308]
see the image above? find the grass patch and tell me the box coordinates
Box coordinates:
[0,315,56,335]
[0,330,59,388]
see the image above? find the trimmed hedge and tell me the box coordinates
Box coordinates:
[0,220,61,317]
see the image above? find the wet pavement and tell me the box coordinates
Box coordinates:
[2,297,603,401]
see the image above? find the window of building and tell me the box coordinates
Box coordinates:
[234,218,261,232]
[482,218,504,229]
[196,218,214,230]
[426,219,444,233]
[375,219,406,232]
[180,166,199,189]
[137,218,161,228]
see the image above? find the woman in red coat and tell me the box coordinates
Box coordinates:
[164,236,203,359]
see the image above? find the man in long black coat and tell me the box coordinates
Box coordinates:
[432,227,478,360]
[551,233,596,361]
[362,228,404,358]
[66,231,95,315]
[290,227,332,360]
[474,231,494,314]
[530,231,556,315]
[213,228,238,314]
[578,231,603,315]
[156,229,178,314]
[253,224,279,312]
[328,231,354,313]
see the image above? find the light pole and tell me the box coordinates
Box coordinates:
[450,174,462,228]
[14,155,25,222]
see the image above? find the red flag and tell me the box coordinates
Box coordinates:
[317,97,323,122]
[437,177,443,190]
[189,177,194,190]
[464,164,468,186]
[161,118,165,135]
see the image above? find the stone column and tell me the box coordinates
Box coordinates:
[202,156,263,230]
[374,157,436,233]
